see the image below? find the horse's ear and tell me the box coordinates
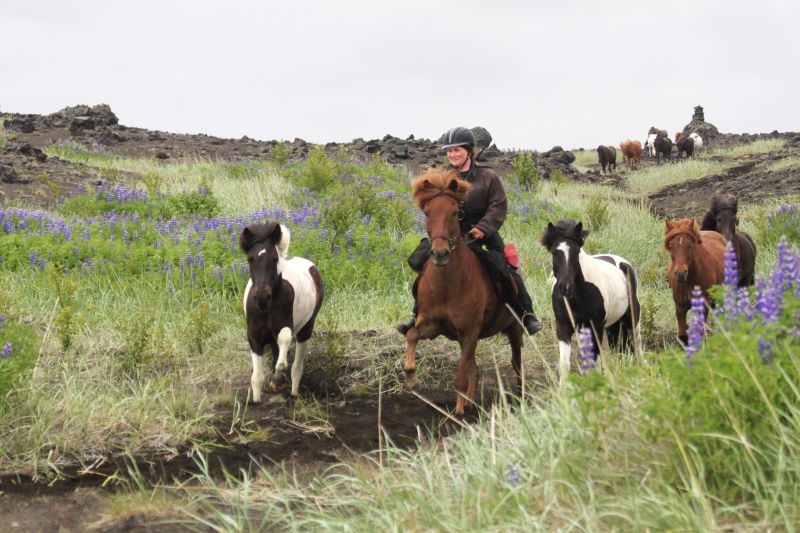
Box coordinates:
[240,226,255,253]
[270,223,282,243]
[422,179,433,190]
[665,220,674,231]
[547,222,554,229]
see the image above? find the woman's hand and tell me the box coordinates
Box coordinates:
[468,227,485,240]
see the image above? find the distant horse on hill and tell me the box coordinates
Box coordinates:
[597,145,617,173]
[619,140,642,170]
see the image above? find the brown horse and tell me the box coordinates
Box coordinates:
[663,218,727,344]
[699,194,757,287]
[403,168,524,416]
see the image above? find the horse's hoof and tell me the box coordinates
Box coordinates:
[404,373,418,392]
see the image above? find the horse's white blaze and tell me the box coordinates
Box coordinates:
[579,251,630,327]
[291,341,307,397]
[278,257,319,331]
[276,327,292,372]
[558,340,571,385]
[251,351,265,403]
[257,248,267,257]
[556,241,570,264]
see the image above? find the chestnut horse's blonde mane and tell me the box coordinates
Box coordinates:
[411,168,469,210]
[663,217,703,251]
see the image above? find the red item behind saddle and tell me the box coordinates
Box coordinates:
[504,243,520,268]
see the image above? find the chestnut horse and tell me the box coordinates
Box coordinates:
[699,194,757,287]
[402,168,524,416]
[663,218,726,344]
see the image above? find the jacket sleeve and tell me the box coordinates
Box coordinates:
[475,173,507,236]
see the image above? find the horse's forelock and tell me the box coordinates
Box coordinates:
[710,194,738,213]
[663,218,703,250]
[240,221,281,253]
[541,219,587,249]
[412,169,469,210]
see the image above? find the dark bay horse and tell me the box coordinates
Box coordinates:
[541,220,641,384]
[240,222,324,402]
[402,168,523,416]
[699,194,757,287]
[663,218,726,344]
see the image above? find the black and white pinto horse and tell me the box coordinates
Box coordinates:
[541,220,641,384]
[240,222,324,402]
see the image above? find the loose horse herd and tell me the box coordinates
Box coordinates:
[239,169,755,416]
[598,127,705,173]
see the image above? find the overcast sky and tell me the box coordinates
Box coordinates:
[2,1,798,150]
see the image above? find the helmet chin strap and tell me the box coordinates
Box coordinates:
[455,156,472,173]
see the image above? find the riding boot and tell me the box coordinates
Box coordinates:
[510,268,542,336]
[397,273,422,335]
[396,301,418,335]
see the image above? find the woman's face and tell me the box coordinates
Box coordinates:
[447,146,469,170]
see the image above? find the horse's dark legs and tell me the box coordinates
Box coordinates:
[506,325,524,394]
[676,302,689,346]
[455,332,480,416]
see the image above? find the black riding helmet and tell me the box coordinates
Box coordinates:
[441,127,475,150]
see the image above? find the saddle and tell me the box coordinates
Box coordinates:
[408,237,518,303]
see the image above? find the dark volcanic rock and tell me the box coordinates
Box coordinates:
[5,142,47,162]
[0,161,21,183]
[5,115,36,133]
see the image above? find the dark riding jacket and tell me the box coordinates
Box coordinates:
[454,162,508,237]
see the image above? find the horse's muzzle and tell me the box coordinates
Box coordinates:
[255,292,271,311]
[430,248,451,267]
[675,271,688,283]
[559,282,574,298]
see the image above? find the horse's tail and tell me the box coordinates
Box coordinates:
[278,224,291,257]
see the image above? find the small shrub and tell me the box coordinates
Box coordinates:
[550,168,566,195]
[300,145,334,192]
[585,193,609,231]
[119,311,156,375]
[48,267,83,351]
[512,152,540,191]
[270,141,291,166]
[186,301,215,356]
[140,172,163,197]
[0,316,40,404]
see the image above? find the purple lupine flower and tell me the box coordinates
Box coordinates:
[755,275,780,325]
[179,258,186,277]
[577,326,596,375]
[723,242,739,287]
[685,286,706,359]
[507,465,520,488]
[213,265,223,282]
[2,342,11,360]
[758,337,776,364]
[776,236,798,293]
[0,313,6,325]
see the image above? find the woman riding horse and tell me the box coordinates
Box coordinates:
[397,126,542,336]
